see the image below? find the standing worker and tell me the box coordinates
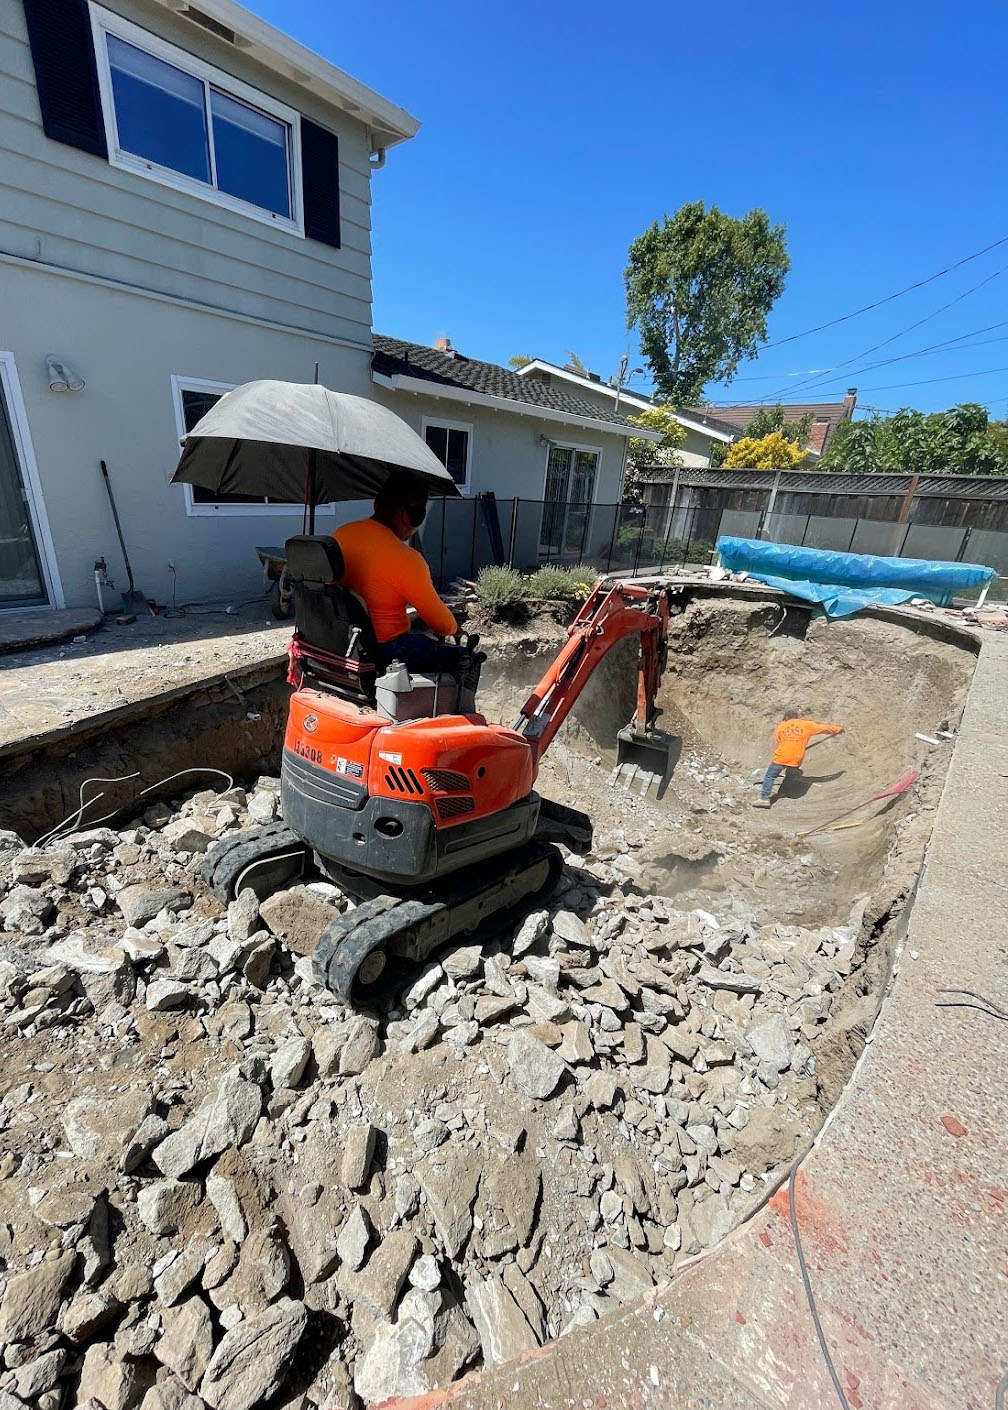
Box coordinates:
[752,711,844,808]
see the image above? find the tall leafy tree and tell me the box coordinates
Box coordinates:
[625,202,789,405]
[744,403,814,447]
[623,404,686,502]
[820,403,1008,475]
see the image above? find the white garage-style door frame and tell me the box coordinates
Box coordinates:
[0,352,65,609]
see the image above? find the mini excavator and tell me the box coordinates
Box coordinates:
[202,536,677,1001]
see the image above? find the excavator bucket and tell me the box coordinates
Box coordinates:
[612,724,676,797]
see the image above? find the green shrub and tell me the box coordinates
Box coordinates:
[475,566,528,606]
[526,565,598,601]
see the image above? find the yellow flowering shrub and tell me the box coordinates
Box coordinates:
[723,430,805,469]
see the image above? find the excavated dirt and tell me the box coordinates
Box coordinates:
[0,591,978,1409]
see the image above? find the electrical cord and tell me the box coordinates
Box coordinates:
[788,1160,853,1410]
[935,988,1008,1022]
[33,767,234,847]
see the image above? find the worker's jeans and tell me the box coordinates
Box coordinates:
[761,762,788,800]
[377,632,465,676]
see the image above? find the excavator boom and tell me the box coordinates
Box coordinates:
[516,579,676,793]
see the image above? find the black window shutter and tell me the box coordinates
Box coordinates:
[22,0,108,159]
[300,117,341,248]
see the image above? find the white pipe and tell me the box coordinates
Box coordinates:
[94,567,105,614]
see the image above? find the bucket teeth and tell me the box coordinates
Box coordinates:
[613,724,677,798]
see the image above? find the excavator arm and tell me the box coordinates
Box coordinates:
[516,580,675,790]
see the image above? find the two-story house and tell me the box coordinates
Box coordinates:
[0,0,417,610]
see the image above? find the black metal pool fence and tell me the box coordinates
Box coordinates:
[420,493,1008,594]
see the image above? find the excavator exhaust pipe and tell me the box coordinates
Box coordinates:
[613,724,677,797]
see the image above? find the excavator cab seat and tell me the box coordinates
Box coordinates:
[285,535,378,704]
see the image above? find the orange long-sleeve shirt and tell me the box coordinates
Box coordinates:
[771,718,843,768]
[332,517,458,645]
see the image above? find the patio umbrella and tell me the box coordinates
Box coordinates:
[171,380,460,530]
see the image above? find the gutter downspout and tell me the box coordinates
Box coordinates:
[370,149,387,171]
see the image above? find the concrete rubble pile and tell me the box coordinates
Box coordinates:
[0,778,865,1408]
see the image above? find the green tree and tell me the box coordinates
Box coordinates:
[623,404,686,503]
[819,403,1008,475]
[744,403,814,448]
[624,202,790,405]
[508,355,533,370]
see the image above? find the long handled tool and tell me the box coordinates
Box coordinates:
[100,460,150,613]
[798,770,920,839]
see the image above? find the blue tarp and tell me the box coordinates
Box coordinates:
[715,536,996,619]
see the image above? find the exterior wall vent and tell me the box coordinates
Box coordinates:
[176,6,240,46]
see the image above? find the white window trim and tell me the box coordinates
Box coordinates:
[421,416,474,495]
[0,352,65,609]
[90,4,305,238]
[171,376,335,517]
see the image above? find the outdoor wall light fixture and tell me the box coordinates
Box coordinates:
[45,355,85,393]
[539,433,551,448]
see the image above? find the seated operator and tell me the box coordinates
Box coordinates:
[333,469,465,675]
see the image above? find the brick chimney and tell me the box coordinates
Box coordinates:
[843,387,857,418]
[433,336,453,354]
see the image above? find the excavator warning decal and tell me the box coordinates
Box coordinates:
[335,757,364,779]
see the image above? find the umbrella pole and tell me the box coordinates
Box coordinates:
[308,448,316,536]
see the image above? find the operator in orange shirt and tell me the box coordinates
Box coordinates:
[752,712,844,808]
[333,470,465,676]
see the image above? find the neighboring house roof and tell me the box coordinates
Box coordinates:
[146,0,419,149]
[515,360,734,443]
[683,391,858,454]
[371,338,661,440]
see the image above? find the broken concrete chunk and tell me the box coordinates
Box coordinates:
[156,1295,214,1392]
[78,1340,156,1410]
[0,1252,77,1342]
[697,963,761,994]
[337,1203,372,1271]
[417,1146,482,1259]
[341,1122,377,1190]
[270,1035,310,1091]
[227,888,260,943]
[259,886,334,956]
[466,1275,539,1364]
[62,1087,152,1162]
[153,1071,262,1177]
[206,1174,246,1244]
[138,1179,203,1236]
[199,1298,307,1410]
[508,1029,565,1100]
[551,909,592,948]
[746,1013,793,1073]
[353,1229,418,1318]
[117,885,192,928]
[146,979,191,1012]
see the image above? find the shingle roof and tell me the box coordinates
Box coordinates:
[372,336,642,430]
[682,396,857,453]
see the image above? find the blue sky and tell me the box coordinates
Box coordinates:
[249,0,1008,418]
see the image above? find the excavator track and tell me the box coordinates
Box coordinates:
[313,839,563,1004]
[200,823,309,905]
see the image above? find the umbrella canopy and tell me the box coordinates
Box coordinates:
[171,381,461,503]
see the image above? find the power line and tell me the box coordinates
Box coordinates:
[853,364,1008,394]
[760,233,1008,349]
[757,264,1008,403]
[709,320,1008,404]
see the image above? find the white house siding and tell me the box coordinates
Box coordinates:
[0,0,391,609]
[1,261,372,609]
[371,385,632,579]
[0,0,375,346]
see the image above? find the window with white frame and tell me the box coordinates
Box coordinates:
[422,418,472,492]
[172,378,331,515]
[90,5,303,234]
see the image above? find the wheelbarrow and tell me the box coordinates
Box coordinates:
[256,545,292,620]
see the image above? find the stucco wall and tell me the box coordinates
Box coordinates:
[1,261,372,609]
[0,0,376,348]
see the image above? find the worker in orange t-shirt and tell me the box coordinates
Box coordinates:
[752,712,844,808]
[334,470,464,675]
